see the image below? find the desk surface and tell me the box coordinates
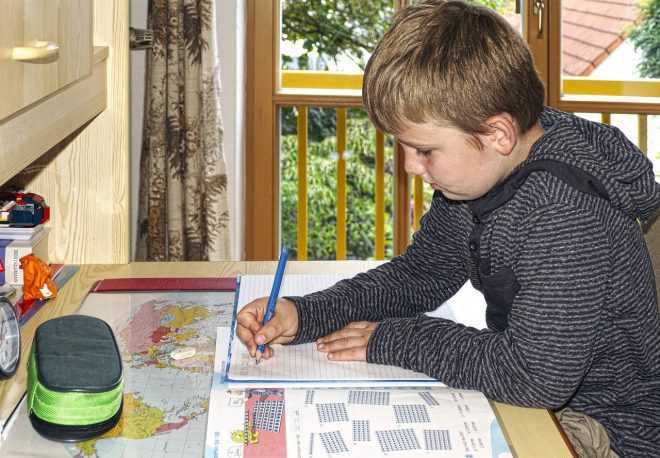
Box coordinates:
[0,261,574,457]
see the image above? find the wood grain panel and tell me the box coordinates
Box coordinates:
[493,401,575,457]
[0,0,93,122]
[245,0,278,260]
[0,50,106,186]
[11,0,129,264]
[56,0,93,86]
[22,0,61,105]
[0,1,26,120]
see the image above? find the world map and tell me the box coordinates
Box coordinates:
[63,291,235,457]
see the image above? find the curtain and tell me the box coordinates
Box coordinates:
[137,0,229,261]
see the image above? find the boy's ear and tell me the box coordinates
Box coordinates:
[480,113,518,156]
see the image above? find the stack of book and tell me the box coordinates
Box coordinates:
[0,224,49,286]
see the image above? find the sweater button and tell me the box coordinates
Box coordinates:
[473,215,479,224]
[469,241,478,252]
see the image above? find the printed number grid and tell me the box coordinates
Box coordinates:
[316,403,349,423]
[352,420,370,442]
[375,428,420,452]
[424,429,452,451]
[393,404,431,423]
[419,391,439,406]
[253,400,284,432]
[319,431,349,454]
[348,390,390,406]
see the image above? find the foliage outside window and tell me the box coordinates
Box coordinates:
[629,0,660,78]
[281,108,395,260]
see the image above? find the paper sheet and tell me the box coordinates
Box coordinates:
[205,384,512,458]
[287,387,512,458]
[226,274,441,387]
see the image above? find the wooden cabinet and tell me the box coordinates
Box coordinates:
[0,0,92,121]
[0,0,128,265]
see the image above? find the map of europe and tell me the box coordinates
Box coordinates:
[62,290,235,457]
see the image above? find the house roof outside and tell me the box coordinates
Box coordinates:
[562,0,640,76]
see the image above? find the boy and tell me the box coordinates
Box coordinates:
[237,1,660,455]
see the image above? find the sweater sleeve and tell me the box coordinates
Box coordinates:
[367,204,610,408]
[289,193,472,344]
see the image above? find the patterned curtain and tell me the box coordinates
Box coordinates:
[137,0,230,261]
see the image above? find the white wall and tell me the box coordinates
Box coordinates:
[130,0,245,260]
[218,0,245,261]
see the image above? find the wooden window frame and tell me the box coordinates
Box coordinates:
[246,0,278,260]
[246,0,407,260]
[544,1,660,115]
[245,0,658,260]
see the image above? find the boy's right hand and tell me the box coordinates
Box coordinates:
[236,297,299,360]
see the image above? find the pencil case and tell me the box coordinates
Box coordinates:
[27,315,124,442]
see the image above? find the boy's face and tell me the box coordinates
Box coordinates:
[397,120,513,201]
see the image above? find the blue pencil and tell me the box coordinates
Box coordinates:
[256,247,289,363]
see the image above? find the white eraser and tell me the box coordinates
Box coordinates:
[170,347,196,360]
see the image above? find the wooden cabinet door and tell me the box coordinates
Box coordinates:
[0,0,92,122]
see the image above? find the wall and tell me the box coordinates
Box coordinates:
[130,0,244,260]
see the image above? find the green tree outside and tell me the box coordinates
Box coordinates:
[281,108,395,260]
[629,0,660,78]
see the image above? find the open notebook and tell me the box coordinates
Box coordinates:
[224,274,487,388]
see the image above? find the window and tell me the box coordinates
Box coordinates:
[246,0,659,261]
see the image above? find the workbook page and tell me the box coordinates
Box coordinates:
[226,274,440,387]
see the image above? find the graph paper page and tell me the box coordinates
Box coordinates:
[226,274,439,386]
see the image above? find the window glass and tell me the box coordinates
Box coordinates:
[280,0,395,74]
[280,107,395,260]
[560,0,660,105]
[408,0,521,32]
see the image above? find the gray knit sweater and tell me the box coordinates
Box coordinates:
[289,108,660,456]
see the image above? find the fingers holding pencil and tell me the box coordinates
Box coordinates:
[236,297,299,360]
[254,247,289,364]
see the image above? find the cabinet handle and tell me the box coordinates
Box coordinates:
[12,41,60,63]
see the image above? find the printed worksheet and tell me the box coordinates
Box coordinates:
[287,387,512,458]
[225,275,441,387]
[206,383,512,458]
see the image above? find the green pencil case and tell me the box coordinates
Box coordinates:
[27,315,124,442]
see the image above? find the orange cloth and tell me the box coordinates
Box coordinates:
[20,254,57,301]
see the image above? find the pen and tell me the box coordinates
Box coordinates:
[256,246,288,364]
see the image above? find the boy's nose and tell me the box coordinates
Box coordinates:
[404,154,425,177]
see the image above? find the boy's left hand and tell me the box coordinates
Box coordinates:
[315,321,379,361]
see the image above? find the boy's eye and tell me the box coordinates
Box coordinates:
[416,149,432,156]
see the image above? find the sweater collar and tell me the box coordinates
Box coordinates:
[466,109,609,220]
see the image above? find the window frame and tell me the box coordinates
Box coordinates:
[245,0,658,261]
[544,1,660,115]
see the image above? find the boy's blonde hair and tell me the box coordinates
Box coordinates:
[363,0,545,136]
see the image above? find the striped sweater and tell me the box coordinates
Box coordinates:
[289,108,660,456]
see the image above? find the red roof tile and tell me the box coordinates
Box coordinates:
[562,0,640,76]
